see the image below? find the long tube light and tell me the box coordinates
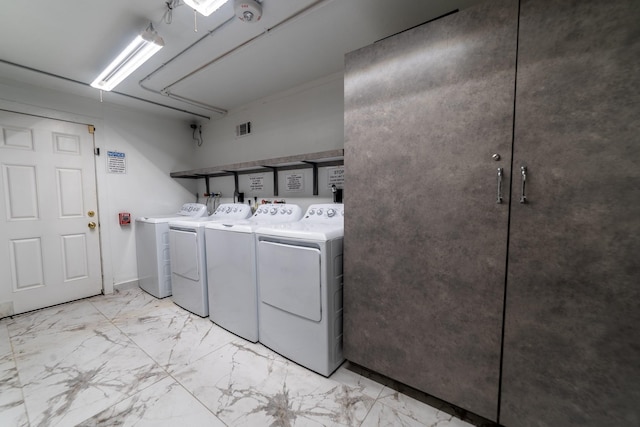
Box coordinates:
[184,0,230,16]
[91,25,164,92]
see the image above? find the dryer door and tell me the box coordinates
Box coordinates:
[169,229,200,281]
[258,241,321,321]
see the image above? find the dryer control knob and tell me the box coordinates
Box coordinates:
[309,209,316,215]
[327,208,336,217]
[287,209,293,215]
[226,207,232,213]
[270,207,278,215]
[233,207,238,212]
[280,208,286,214]
[317,209,324,215]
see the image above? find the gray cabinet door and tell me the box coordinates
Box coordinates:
[500,0,640,425]
[343,0,518,420]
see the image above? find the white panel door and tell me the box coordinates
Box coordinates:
[0,110,102,316]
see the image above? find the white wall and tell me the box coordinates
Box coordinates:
[0,80,198,294]
[193,72,344,167]
[0,69,344,296]
[97,106,198,290]
[192,72,345,212]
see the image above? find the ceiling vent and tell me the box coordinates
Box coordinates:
[234,0,262,23]
[236,121,252,137]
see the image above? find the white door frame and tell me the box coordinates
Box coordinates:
[0,98,115,299]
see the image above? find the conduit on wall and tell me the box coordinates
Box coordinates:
[0,0,333,120]
[0,58,213,120]
[139,0,332,117]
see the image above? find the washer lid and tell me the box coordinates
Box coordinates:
[135,214,198,224]
[255,222,344,241]
[206,220,255,233]
[135,203,208,223]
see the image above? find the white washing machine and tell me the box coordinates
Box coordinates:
[135,203,208,298]
[169,203,251,317]
[255,203,345,376]
[205,204,303,342]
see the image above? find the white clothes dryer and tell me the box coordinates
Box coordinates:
[255,203,345,376]
[205,204,303,342]
[169,203,251,317]
[135,203,208,298]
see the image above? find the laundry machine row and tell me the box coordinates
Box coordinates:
[205,204,304,342]
[164,201,345,378]
[135,203,208,299]
[168,203,252,317]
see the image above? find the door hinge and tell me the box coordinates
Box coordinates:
[94,147,100,156]
[88,125,96,134]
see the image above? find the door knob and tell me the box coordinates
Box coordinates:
[88,222,97,229]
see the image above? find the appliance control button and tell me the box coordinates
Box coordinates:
[317,209,323,215]
[309,209,316,215]
[280,208,286,214]
[287,209,293,214]
[270,207,278,215]
[327,208,336,217]
[226,207,232,213]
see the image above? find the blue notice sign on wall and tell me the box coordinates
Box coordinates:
[107,150,126,174]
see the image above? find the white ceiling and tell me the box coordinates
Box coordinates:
[0,0,482,121]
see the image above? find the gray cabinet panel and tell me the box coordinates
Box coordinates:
[500,0,640,425]
[343,0,518,420]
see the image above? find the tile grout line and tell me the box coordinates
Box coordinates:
[4,318,33,427]
[8,288,472,427]
[79,296,178,424]
[88,293,230,426]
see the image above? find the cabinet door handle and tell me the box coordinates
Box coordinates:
[520,166,527,204]
[497,168,503,204]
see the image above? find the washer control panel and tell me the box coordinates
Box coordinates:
[252,204,303,221]
[303,204,344,222]
[212,203,252,218]
[177,203,208,217]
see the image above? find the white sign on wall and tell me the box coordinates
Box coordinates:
[248,173,265,192]
[107,150,126,174]
[327,166,344,188]
[285,173,304,193]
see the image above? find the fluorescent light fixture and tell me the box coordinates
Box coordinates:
[184,0,230,16]
[91,25,164,92]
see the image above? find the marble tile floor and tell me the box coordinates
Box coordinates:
[0,287,474,427]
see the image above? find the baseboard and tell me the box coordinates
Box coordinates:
[114,279,139,291]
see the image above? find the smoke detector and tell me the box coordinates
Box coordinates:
[234,0,262,23]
